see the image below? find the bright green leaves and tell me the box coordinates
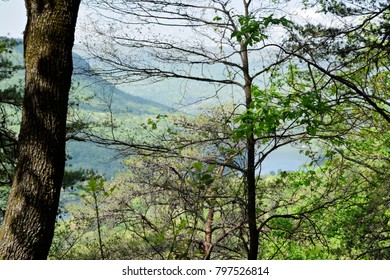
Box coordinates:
[75,177,114,200]
[189,161,216,190]
[232,85,279,141]
[231,14,292,46]
[143,114,168,130]
[262,14,292,28]
[287,90,327,136]
[231,15,266,46]
[233,85,283,141]
[147,118,158,130]
[232,65,333,142]
[233,109,256,141]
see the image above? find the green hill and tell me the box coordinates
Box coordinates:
[71,52,172,115]
[2,40,172,178]
[2,39,309,179]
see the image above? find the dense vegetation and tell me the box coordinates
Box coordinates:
[0,0,389,259]
[0,37,22,224]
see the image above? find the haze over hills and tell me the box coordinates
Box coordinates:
[69,53,174,177]
[3,40,173,178]
[3,39,309,178]
[71,52,172,115]
[69,49,308,177]
[9,41,171,115]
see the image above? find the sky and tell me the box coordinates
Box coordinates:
[0,1,90,39]
[0,0,26,38]
[0,0,327,39]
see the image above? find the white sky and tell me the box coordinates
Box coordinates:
[0,0,327,39]
[0,0,26,38]
[0,1,91,44]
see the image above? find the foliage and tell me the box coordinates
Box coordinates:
[0,37,23,223]
[51,85,390,259]
[0,37,22,181]
[51,113,247,259]
[54,0,388,260]
[231,14,292,46]
[260,142,389,259]
[289,0,390,123]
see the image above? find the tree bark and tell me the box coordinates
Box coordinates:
[203,201,215,260]
[239,11,259,259]
[0,0,81,259]
[244,84,259,260]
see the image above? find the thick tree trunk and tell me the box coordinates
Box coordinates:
[0,0,81,259]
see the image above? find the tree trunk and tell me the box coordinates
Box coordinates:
[240,9,259,258]
[203,201,215,260]
[246,132,259,260]
[0,0,81,259]
[245,89,259,260]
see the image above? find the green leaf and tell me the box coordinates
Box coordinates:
[307,126,317,136]
[192,161,203,172]
[201,173,214,185]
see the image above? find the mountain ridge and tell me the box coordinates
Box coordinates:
[2,39,172,178]
[9,40,172,115]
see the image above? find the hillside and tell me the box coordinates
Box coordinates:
[3,39,309,178]
[9,42,171,114]
[3,40,172,178]
[68,53,173,177]
[71,52,172,115]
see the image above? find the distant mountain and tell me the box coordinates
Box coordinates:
[3,39,309,178]
[67,52,172,177]
[3,40,172,178]
[71,52,172,115]
[9,42,171,115]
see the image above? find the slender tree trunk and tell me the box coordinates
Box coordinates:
[246,132,259,260]
[245,84,259,260]
[92,191,105,260]
[203,200,215,260]
[0,0,81,259]
[240,2,259,257]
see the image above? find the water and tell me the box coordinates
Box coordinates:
[259,145,310,175]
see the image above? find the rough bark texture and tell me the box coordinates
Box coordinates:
[0,0,81,259]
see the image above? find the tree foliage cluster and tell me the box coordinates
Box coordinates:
[58,0,387,260]
[0,37,22,223]
[49,106,389,259]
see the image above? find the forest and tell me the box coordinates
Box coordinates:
[0,0,389,260]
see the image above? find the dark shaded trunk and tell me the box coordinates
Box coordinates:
[240,4,259,256]
[246,132,258,260]
[0,0,81,259]
[244,87,258,260]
